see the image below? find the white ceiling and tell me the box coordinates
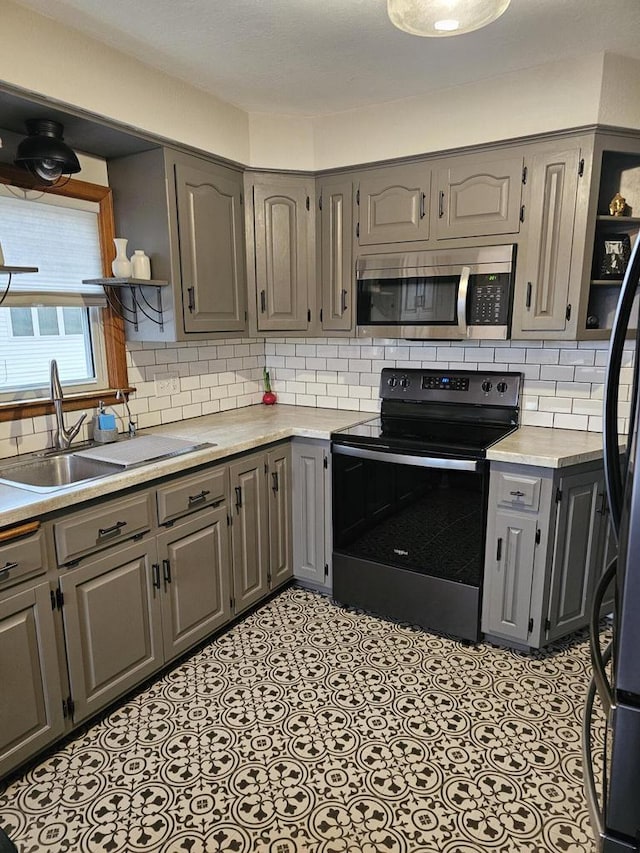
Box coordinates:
[13,0,640,116]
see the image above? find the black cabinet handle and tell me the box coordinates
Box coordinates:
[419,192,426,219]
[596,492,607,515]
[438,190,445,219]
[235,486,243,511]
[509,490,525,497]
[496,538,503,561]
[341,288,348,314]
[188,489,210,506]
[260,290,266,313]
[98,520,127,539]
[152,563,161,590]
[163,559,172,586]
[0,561,18,581]
[272,472,279,493]
[187,286,195,313]
[526,282,532,309]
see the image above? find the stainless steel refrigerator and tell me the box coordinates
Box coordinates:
[583,235,640,851]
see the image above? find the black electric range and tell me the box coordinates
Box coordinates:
[331,368,522,641]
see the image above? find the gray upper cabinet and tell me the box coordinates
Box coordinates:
[434,155,523,239]
[0,581,65,778]
[109,148,247,341]
[318,176,354,331]
[248,173,315,332]
[175,160,247,335]
[514,147,582,335]
[357,164,430,245]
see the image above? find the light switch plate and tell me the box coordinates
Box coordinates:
[154,373,180,396]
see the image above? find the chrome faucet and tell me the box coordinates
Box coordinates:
[116,389,136,438]
[50,359,87,450]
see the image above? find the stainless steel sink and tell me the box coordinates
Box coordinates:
[0,453,123,492]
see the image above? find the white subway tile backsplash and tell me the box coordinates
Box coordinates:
[2,332,628,462]
[540,365,575,382]
[553,413,589,430]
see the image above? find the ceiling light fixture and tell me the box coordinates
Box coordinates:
[14,119,81,186]
[387,0,511,37]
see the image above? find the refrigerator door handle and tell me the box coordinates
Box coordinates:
[583,673,605,847]
[590,558,616,712]
[604,236,640,538]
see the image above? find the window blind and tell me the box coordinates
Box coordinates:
[0,191,106,306]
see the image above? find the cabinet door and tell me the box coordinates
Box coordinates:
[267,446,293,589]
[229,453,270,614]
[292,441,327,588]
[0,582,64,778]
[319,177,354,331]
[546,469,602,642]
[175,161,247,334]
[60,539,163,724]
[482,510,537,644]
[357,165,430,245]
[253,177,313,331]
[517,148,581,332]
[435,156,523,239]
[157,507,232,662]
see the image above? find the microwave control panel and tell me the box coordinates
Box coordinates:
[468,273,511,325]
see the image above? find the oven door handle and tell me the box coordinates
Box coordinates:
[457,265,470,339]
[332,444,479,472]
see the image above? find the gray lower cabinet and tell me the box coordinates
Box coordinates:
[482,459,614,649]
[59,537,163,724]
[229,451,270,613]
[267,445,293,590]
[292,439,332,592]
[229,446,293,611]
[0,581,65,777]
[156,506,232,662]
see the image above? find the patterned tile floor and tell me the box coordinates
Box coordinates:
[0,587,605,852]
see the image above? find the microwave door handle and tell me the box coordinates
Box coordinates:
[457,265,470,338]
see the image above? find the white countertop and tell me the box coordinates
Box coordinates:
[0,405,368,528]
[486,425,605,468]
[0,406,606,529]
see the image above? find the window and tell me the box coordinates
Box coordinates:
[0,164,128,420]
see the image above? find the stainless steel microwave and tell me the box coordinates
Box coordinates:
[356,244,516,340]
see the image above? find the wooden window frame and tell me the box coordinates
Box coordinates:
[0,164,130,422]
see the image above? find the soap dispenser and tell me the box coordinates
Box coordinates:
[92,402,119,444]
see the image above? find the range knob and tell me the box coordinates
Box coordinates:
[399,376,410,388]
[481,380,493,393]
[497,381,508,393]
[387,376,398,388]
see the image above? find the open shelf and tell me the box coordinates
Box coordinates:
[0,265,39,274]
[83,277,170,332]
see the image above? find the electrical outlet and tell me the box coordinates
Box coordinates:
[155,373,180,397]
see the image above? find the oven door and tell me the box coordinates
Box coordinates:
[332,444,489,641]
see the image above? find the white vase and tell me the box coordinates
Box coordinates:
[112,238,131,278]
[131,249,151,280]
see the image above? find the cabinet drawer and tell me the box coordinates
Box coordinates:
[55,492,154,565]
[0,528,47,590]
[157,466,227,525]
[496,473,542,510]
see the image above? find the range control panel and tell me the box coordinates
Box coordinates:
[381,368,522,407]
